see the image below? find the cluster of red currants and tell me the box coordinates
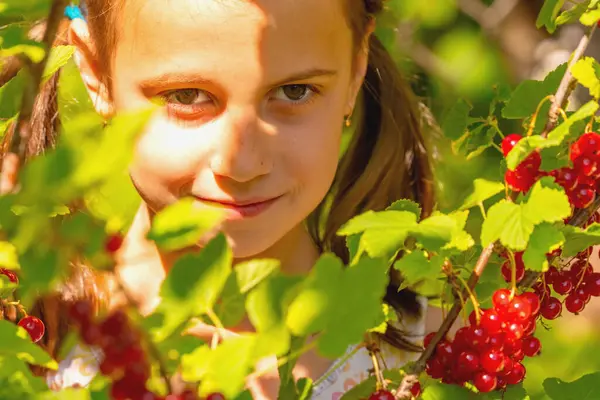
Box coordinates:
[533,250,600,317]
[424,289,541,393]
[0,268,45,343]
[502,132,600,209]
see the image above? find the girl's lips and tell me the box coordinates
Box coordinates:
[195,196,281,219]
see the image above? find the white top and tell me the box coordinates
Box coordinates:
[46,301,426,398]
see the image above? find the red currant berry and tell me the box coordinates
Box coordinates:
[565,294,586,314]
[453,327,471,351]
[568,185,596,209]
[410,382,421,398]
[574,155,598,177]
[18,316,45,343]
[521,292,541,316]
[480,309,502,334]
[523,336,541,357]
[480,349,504,374]
[69,300,93,325]
[436,341,456,365]
[467,326,489,350]
[492,289,512,311]
[500,355,514,376]
[505,362,526,385]
[424,332,436,348]
[544,266,560,286]
[521,152,542,172]
[512,348,525,362]
[540,297,562,320]
[105,233,124,254]
[473,372,497,393]
[507,296,532,322]
[0,268,18,284]
[585,273,600,296]
[553,276,573,295]
[505,169,537,193]
[502,134,522,156]
[573,285,591,304]
[506,322,524,341]
[576,132,600,155]
[426,358,444,379]
[488,333,505,351]
[554,167,579,191]
[523,318,536,337]
[457,350,480,373]
[368,390,394,400]
[501,261,525,283]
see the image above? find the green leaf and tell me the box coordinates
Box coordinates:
[0,0,50,23]
[562,223,600,257]
[235,259,280,294]
[523,177,571,224]
[481,200,532,251]
[0,24,45,62]
[481,178,570,250]
[317,257,390,357]
[502,63,566,118]
[180,345,211,382]
[340,369,403,399]
[443,211,475,252]
[147,197,225,252]
[198,335,258,398]
[0,320,57,369]
[455,124,496,160]
[0,70,25,119]
[246,273,300,357]
[152,233,232,341]
[556,0,591,26]
[580,8,600,25]
[571,57,600,98]
[338,211,418,258]
[442,99,472,140]
[536,0,566,33]
[421,381,476,399]
[42,45,75,84]
[35,389,91,399]
[394,251,444,286]
[458,178,505,211]
[214,274,246,327]
[386,199,422,219]
[522,223,565,272]
[66,108,155,190]
[410,214,456,250]
[543,372,600,399]
[286,254,343,336]
[507,101,600,169]
[0,241,18,269]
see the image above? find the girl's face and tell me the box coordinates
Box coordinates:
[91,0,368,258]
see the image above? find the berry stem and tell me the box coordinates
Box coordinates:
[478,202,487,220]
[541,23,597,137]
[205,308,225,350]
[507,250,518,299]
[455,273,481,324]
[368,344,387,390]
[526,95,554,137]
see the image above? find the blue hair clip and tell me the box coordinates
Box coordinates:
[64,4,84,20]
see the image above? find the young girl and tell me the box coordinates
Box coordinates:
[0,0,438,398]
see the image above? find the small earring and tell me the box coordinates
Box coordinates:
[345,112,353,127]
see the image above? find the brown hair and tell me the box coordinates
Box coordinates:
[0,0,434,362]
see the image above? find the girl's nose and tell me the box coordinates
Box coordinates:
[209,107,272,183]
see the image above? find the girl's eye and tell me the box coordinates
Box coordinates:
[164,88,209,105]
[272,84,315,103]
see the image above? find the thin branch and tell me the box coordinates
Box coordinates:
[0,0,69,193]
[542,23,598,137]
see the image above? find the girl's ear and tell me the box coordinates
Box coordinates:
[345,19,376,116]
[68,19,114,119]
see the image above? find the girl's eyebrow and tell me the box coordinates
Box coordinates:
[138,68,337,90]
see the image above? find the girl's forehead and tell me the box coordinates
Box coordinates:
[114,0,353,87]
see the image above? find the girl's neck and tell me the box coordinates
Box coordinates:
[114,203,321,315]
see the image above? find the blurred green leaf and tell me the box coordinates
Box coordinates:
[571,57,600,99]
[42,45,75,83]
[556,0,591,26]
[152,233,232,341]
[442,99,471,140]
[543,372,600,399]
[502,63,566,119]
[0,320,57,369]
[457,179,505,211]
[536,0,566,33]
[580,8,600,25]
[147,197,225,252]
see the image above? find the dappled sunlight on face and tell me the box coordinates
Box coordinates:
[111,0,359,258]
